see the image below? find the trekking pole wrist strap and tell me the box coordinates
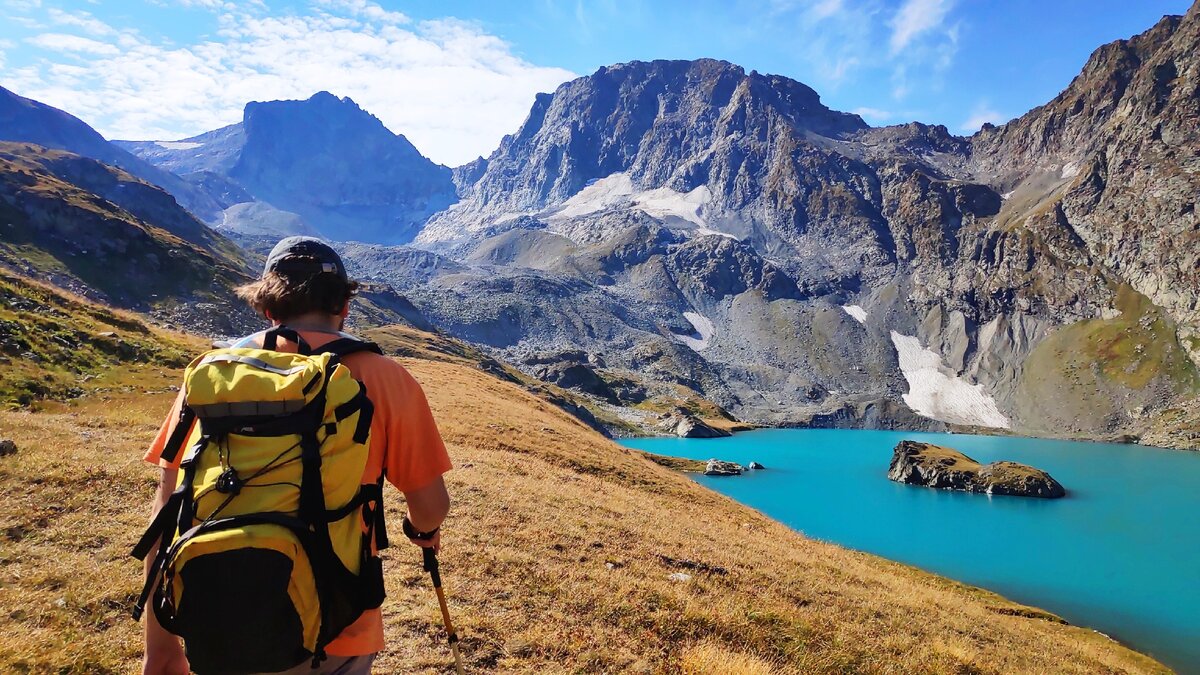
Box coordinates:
[402,516,439,540]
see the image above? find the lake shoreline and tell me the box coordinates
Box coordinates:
[621,428,1200,673]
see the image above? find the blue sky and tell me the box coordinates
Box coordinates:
[0,0,1191,165]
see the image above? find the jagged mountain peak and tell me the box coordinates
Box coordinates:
[422,57,871,249]
[972,8,1195,176]
[241,90,401,143]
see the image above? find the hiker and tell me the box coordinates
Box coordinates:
[137,237,452,675]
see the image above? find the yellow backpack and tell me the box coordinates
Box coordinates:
[132,327,388,674]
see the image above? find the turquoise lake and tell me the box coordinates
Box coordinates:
[620,429,1200,673]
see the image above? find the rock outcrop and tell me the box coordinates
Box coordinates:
[704,459,743,476]
[670,415,732,439]
[888,441,1066,498]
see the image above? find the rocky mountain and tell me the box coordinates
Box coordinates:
[118,92,457,244]
[0,86,222,221]
[2,6,1195,448]
[971,10,1199,365]
[0,141,257,334]
[365,7,1199,447]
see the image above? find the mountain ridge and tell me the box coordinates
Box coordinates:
[116,91,457,244]
[5,8,1198,448]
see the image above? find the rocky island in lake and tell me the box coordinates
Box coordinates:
[888,440,1066,498]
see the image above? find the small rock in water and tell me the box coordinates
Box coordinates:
[0,439,16,457]
[668,572,692,583]
[704,459,743,476]
[747,461,765,470]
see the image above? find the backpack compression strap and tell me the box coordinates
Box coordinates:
[158,405,197,465]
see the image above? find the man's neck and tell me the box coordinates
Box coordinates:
[275,314,343,334]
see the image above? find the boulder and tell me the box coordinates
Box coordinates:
[0,439,16,457]
[704,459,743,476]
[673,416,732,439]
[888,441,1065,499]
[747,461,765,470]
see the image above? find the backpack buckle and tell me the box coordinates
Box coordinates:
[216,468,244,495]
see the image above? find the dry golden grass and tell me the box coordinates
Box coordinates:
[679,641,779,674]
[0,321,1170,673]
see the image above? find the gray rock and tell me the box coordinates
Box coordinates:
[704,459,743,476]
[887,440,1065,499]
[0,439,16,457]
[747,461,765,470]
[674,416,731,439]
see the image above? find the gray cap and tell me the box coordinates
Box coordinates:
[262,236,347,281]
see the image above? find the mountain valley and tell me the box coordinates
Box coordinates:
[3,7,1199,450]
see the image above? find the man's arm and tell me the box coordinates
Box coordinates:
[142,467,189,675]
[403,475,450,550]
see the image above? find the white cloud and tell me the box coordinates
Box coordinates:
[889,0,954,54]
[3,2,576,166]
[46,7,115,36]
[764,0,879,88]
[809,0,844,20]
[960,102,1005,132]
[316,0,409,25]
[27,33,120,55]
[852,106,892,122]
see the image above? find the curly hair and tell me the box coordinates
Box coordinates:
[235,264,360,321]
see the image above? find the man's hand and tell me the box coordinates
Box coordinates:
[403,513,442,552]
[142,639,188,675]
[406,526,441,553]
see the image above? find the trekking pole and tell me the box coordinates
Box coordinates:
[423,547,465,675]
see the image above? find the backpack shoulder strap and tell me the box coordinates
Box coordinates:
[318,337,384,358]
[263,326,313,354]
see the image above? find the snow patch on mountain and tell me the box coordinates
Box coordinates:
[632,184,710,228]
[1061,162,1080,179]
[155,141,204,150]
[674,311,715,351]
[890,331,1010,429]
[842,305,868,324]
[546,173,636,221]
[543,172,731,238]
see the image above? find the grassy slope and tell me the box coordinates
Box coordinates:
[0,142,249,312]
[0,278,1168,674]
[0,270,200,406]
[1016,284,1200,448]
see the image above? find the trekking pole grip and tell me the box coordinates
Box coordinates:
[422,546,442,587]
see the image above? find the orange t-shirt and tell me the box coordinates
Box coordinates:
[143,330,452,656]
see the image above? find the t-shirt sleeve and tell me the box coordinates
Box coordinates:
[380,364,452,493]
[144,389,193,470]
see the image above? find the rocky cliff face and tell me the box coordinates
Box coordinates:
[971,8,1200,363]
[383,9,1199,446]
[119,92,458,244]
